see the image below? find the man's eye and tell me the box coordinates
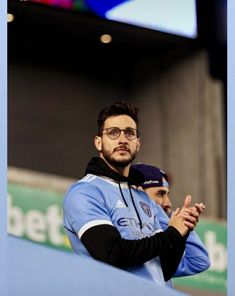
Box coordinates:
[108,128,119,136]
[126,129,136,137]
[156,193,163,197]
[127,130,135,136]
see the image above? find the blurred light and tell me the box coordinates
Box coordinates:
[7,14,15,23]
[100,34,112,44]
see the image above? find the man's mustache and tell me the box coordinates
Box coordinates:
[114,145,130,153]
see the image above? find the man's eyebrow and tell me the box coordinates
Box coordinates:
[156,189,169,194]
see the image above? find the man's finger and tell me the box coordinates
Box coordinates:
[194,203,206,214]
[183,195,192,208]
[172,208,180,217]
[184,220,195,230]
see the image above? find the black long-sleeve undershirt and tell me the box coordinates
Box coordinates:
[81,224,187,281]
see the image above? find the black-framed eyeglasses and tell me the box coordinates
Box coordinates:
[101,127,139,140]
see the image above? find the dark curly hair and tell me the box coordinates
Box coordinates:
[97,100,139,135]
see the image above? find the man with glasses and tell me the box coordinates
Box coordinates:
[63,100,204,287]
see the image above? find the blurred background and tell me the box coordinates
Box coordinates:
[8,1,227,295]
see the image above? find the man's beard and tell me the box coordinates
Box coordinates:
[102,149,137,168]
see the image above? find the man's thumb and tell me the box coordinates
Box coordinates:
[183,195,192,208]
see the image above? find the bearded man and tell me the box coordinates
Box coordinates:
[63,101,203,287]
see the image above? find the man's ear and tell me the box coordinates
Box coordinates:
[136,138,141,151]
[94,136,102,151]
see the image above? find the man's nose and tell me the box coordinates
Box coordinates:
[118,130,128,141]
[163,196,172,208]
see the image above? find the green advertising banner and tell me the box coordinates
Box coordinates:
[8,183,72,252]
[173,221,227,293]
[8,181,227,293]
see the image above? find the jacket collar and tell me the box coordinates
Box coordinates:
[85,157,144,186]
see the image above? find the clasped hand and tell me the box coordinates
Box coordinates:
[168,195,205,236]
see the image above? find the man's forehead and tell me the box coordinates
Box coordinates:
[103,115,137,128]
